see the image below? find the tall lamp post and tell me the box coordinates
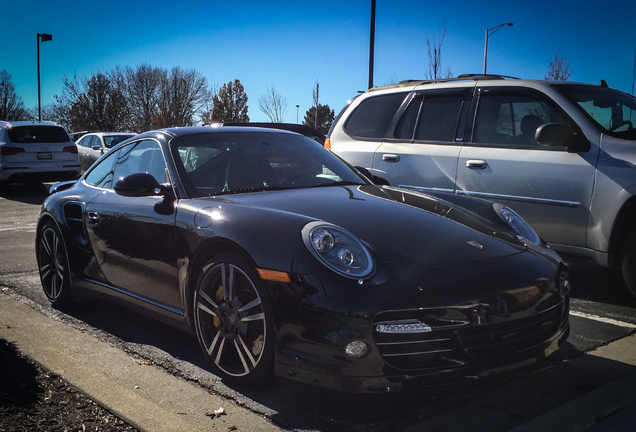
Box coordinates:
[368,0,376,89]
[37,33,53,122]
[483,23,512,75]
[296,105,299,124]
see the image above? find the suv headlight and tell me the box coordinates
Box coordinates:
[302,221,375,280]
[494,203,545,247]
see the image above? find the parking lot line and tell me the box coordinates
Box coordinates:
[570,310,636,329]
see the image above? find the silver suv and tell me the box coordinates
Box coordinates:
[327,75,636,297]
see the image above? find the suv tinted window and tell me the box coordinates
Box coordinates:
[473,89,566,147]
[344,92,407,139]
[395,93,465,141]
[8,125,70,144]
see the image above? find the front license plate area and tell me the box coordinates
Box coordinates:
[37,152,52,160]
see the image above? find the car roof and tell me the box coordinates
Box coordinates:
[156,125,304,139]
[366,74,607,93]
[0,120,61,129]
[83,132,136,136]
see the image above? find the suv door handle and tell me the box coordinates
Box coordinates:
[466,159,488,169]
[382,154,401,163]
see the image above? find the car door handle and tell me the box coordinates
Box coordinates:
[87,212,101,225]
[466,159,488,169]
[382,154,401,163]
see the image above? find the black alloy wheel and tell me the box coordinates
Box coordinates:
[194,253,274,385]
[37,221,73,307]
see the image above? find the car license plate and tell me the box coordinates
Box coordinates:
[37,152,52,160]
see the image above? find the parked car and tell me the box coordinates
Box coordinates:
[36,126,569,392]
[0,121,80,185]
[327,74,636,298]
[76,132,135,172]
[69,131,93,142]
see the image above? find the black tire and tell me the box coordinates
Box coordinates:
[37,221,73,307]
[620,226,636,300]
[193,253,275,385]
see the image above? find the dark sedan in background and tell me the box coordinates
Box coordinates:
[36,127,570,392]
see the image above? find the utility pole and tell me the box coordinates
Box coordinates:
[368,0,376,90]
[314,82,319,130]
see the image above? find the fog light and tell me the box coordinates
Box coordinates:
[345,341,369,358]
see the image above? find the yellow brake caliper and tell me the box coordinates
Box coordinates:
[214,284,224,329]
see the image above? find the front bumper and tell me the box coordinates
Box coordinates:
[269,252,570,392]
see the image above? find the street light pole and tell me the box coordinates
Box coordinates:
[368,0,376,90]
[296,105,299,124]
[37,33,52,122]
[483,23,512,75]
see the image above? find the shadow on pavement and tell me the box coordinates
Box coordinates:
[0,182,51,205]
[55,298,588,431]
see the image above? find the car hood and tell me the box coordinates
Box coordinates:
[206,184,525,267]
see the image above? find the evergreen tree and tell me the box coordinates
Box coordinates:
[211,79,249,122]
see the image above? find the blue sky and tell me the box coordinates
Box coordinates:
[3,0,636,124]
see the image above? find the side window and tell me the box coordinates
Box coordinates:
[88,136,99,149]
[113,140,167,184]
[77,135,90,148]
[395,92,466,142]
[84,149,117,189]
[344,92,408,139]
[473,89,567,147]
[395,95,421,139]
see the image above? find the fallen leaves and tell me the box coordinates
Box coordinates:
[205,407,238,429]
[205,407,225,418]
[131,357,153,366]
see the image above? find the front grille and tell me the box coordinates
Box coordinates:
[373,304,564,371]
[459,307,561,359]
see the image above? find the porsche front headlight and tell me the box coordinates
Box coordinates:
[302,221,375,280]
[494,203,545,246]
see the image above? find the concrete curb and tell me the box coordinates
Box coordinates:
[0,293,282,432]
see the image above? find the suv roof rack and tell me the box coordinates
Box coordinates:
[368,74,519,92]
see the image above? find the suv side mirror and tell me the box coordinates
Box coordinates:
[536,123,590,153]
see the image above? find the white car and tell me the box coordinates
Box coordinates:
[76,132,135,172]
[0,121,80,185]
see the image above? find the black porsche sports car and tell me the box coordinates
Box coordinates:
[36,126,570,392]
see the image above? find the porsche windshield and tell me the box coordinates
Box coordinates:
[556,84,636,140]
[171,131,366,197]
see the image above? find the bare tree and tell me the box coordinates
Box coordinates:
[58,72,127,132]
[153,67,210,128]
[545,49,572,81]
[111,64,164,132]
[0,71,29,121]
[258,85,288,122]
[210,79,249,123]
[425,22,453,80]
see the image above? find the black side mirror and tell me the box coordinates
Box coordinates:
[114,173,164,197]
[536,123,590,153]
